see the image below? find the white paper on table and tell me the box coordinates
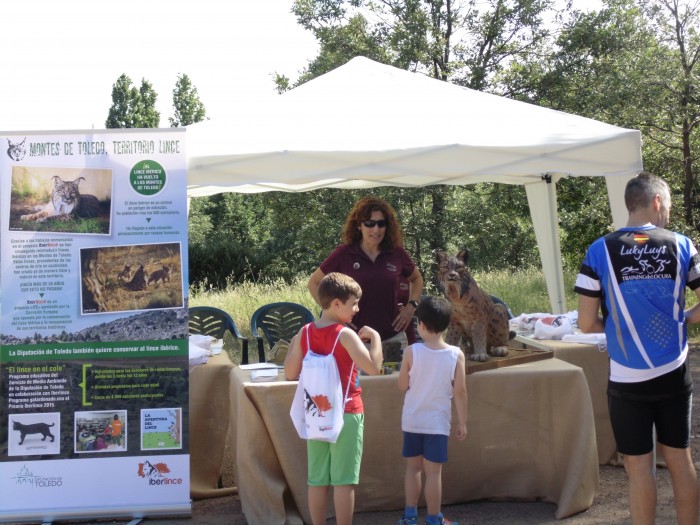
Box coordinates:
[239,363,283,370]
[562,333,607,350]
[249,368,279,382]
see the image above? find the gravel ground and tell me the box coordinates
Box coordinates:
[153,346,700,525]
[13,348,700,525]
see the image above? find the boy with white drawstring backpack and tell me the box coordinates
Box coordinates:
[285,272,383,525]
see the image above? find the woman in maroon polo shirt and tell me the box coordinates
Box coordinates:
[308,196,423,350]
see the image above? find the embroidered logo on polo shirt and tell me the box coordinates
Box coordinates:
[386,263,397,272]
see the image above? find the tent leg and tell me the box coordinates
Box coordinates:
[525,176,567,314]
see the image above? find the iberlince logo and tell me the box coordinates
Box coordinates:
[11,464,63,489]
[137,460,183,486]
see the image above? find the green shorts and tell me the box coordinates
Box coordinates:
[307,413,364,486]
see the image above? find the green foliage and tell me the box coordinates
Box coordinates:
[556,177,614,272]
[284,0,553,90]
[190,275,320,339]
[188,193,276,288]
[280,6,392,91]
[187,185,543,292]
[170,73,206,127]
[504,0,700,234]
[105,74,160,128]
[455,0,554,91]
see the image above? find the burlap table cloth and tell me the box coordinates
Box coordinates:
[514,337,618,465]
[189,351,237,499]
[230,358,598,524]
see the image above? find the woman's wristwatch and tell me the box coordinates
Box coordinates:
[408,300,419,308]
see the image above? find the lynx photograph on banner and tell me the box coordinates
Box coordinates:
[0,129,191,523]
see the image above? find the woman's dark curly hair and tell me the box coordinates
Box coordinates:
[341,196,403,250]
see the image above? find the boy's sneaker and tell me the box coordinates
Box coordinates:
[426,517,458,525]
[396,516,418,525]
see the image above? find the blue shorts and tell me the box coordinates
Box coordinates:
[402,431,448,463]
[307,413,364,486]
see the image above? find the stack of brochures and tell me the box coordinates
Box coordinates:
[240,363,280,383]
[250,368,278,382]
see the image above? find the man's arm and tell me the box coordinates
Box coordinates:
[577,294,605,333]
[684,287,700,324]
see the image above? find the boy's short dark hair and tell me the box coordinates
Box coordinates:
[317,272,362,309]
[415,296,452,333]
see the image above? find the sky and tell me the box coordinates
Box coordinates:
[1,0,602,132]
[1,0,319,131]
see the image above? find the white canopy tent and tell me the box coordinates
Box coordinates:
[187,57,643,314]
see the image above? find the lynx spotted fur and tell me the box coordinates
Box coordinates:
[435,249,514,362]
[20,176,99,222]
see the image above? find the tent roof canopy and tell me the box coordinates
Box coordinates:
[186,56,642,197]
[185,56,643,315]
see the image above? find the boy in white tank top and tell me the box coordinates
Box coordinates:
[396,297,468,525]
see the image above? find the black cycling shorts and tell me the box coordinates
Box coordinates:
[608,391,692,455]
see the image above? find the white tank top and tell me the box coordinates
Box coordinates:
[401,343,460,436]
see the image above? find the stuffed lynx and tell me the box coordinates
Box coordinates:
[435,249,514,362]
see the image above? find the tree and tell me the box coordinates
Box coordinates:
[170,73,206,127]
[268,0,555,273]
[105,74,160,128]
[640,0,700,227]
[505,0,700,232]
[278,0,553,91]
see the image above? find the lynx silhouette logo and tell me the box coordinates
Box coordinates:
[6,137,26,161]
[137,460,183,486]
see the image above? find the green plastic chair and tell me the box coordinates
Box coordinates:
[250,302,315,363]
[189,306,251,364]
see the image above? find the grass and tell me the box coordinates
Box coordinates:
[189,268,571,340]
[190,267,700,345]
[469,267,577,316]
[190,275,319,340]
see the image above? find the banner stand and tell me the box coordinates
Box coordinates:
[0,129,191,522]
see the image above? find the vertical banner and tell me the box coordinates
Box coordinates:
[0,130,190,522]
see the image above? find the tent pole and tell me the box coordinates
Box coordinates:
[525,176,567,314]
[606,174,635,230]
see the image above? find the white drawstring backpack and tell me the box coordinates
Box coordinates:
[290,324,353,443]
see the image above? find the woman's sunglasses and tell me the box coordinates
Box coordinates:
[362,219,387,228]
